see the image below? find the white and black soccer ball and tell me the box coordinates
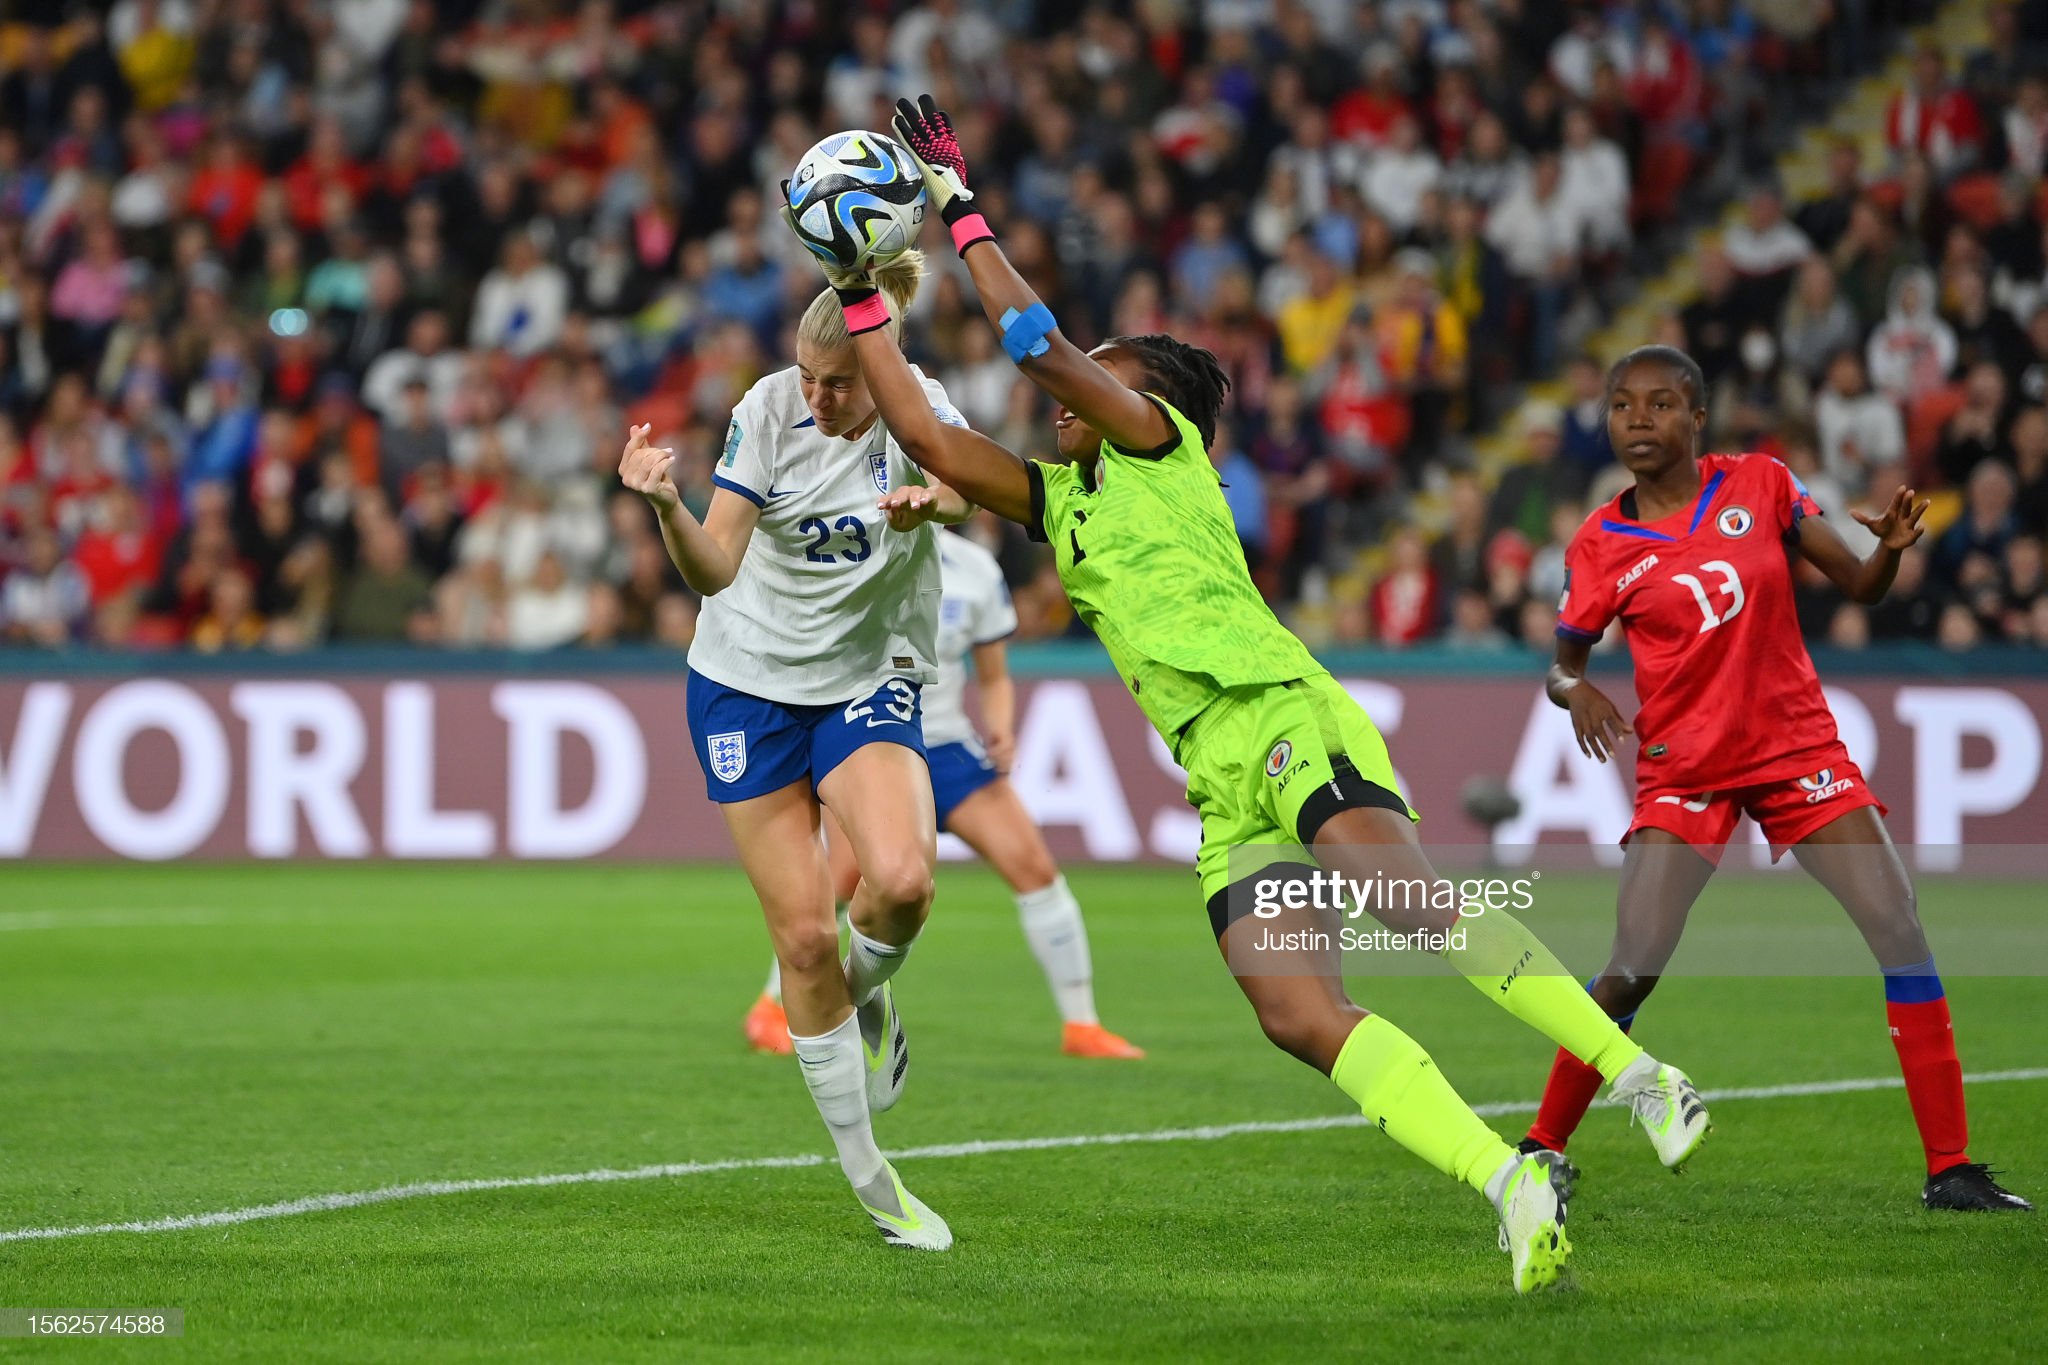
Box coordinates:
[786,131,927,271]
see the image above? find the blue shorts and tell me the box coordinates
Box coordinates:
[927,739,1001,827]
[686,670,927,803]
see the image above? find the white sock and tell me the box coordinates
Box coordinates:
[1016,876,1098,1025]
[845,925,913,1008]
[766,904,849,1006]
[789,1011,885,1188]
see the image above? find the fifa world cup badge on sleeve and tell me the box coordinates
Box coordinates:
[709,731,748,783]
[870,451,890,493]
[722,420,742,467]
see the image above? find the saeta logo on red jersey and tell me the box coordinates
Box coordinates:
[1798,767,1854,802]
[1616,553,1660,592]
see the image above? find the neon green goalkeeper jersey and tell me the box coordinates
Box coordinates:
[1024,394,1323,751]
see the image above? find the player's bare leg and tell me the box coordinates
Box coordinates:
[1793,808,2031,1211]
[719,781,948,1247]
[819,744,937,1113]
[720,781,846,1038]
[820,744,938,948]
[1307,807,1709,1171]
[746,810,856,1055]
[1524,828,1716,1156]
[946,778,1143,1058]
[1792,807,1927,965]
[1219,897,1571,1292]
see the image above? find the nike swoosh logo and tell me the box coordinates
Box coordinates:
[766,486,802,499]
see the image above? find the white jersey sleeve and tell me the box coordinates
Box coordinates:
[686,366,951,706]
[711,385,774,507]
[921,531,1017,748]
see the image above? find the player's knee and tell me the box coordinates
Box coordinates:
[864,854,935,919]
[1253,997,1354,1071]
[1005,845,1060,894]
[775,922,841,981]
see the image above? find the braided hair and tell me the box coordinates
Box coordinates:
[1102,333,1232,450]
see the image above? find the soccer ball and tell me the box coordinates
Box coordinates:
[786,131,927,271]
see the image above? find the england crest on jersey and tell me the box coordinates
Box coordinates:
[870,450,890,494]
[708,731,747,783]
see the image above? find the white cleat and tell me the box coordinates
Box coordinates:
[1609,1054,1711,1172]
[858,982,908,1114]
[1494,1150,1573,1293]
[855,1161,952,1251]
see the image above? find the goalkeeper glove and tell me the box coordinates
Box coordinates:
[892,94,995,257]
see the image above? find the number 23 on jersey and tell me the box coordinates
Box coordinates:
[800,515,873,564]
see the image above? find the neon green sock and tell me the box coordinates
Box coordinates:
[1330,1014,1515,1195]
[1444,907,1643,1082]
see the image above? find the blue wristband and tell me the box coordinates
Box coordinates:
[998,303,1056,363]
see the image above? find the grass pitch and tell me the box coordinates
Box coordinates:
[2,864,2043,1362]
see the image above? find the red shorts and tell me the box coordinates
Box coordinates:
[1626,746,1886,865]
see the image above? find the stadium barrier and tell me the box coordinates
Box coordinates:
[1,647,2042,861]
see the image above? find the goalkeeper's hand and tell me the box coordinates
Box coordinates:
[892,94,994,254]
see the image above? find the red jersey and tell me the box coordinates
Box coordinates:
[1557,452,1837,794]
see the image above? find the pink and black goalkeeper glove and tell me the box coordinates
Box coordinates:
[892,94,995,257]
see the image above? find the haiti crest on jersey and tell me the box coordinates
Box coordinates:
[1717,506,1754,537]
[870,450,890,494]
[708,731,747,783]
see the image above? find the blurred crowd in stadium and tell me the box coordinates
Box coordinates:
[2,0,2043,654]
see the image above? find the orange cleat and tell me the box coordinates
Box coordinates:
[1061,1021,1146,1059]
[744,993,793,1055]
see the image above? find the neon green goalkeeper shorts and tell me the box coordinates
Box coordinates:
[1178,672,1418,908]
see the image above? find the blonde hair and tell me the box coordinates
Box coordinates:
[795,249,926,352]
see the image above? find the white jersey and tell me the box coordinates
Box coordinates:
[687,364,965,706]
[922,530,1019,747]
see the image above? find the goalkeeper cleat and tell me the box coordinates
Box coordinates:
[743,993,792,1055]
[1494,1150,1573,1294]
[1061,1022,1146,1059]
[855,1162,953,1251]
[858,982,908,1113]
[1514,1137,1577,1199]
[1923,1163,2034,1212]
[1609,1055,1710,1172]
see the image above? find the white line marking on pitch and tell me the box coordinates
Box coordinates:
[5,1067,2043,1244]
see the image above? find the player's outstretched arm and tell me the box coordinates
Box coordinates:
[892,95,1173,453]
[1548,634,1633,763]
[847,322,1036,524]
[617,422,756,595]
[1797,485,1929,604]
